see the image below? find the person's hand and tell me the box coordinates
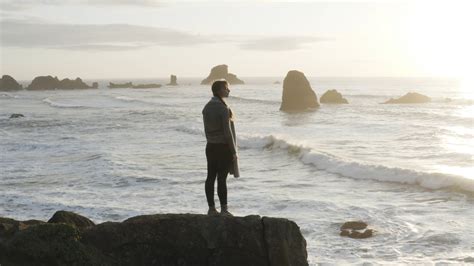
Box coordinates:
[233,154,238,161]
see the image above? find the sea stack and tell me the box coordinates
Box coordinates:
[107,82,133,89]
[167,75,178,86]
[201,64,244,85]
[280,70,319,111]
[383,92,431,104]
[26,76,60,90]
[26,76,96,90]
[57,78,91,90]
[0,75,22,91]
[320,89,348,104]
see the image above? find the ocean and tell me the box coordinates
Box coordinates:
[1,77,473,264]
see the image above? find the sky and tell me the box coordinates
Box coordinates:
[0,0,472,80]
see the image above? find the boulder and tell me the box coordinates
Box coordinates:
[0,223,104,265]
[320,89,348,104]
[280,70,319,111]
[0,75,22,91]
[0,212,308,266]
[48,210,95,229]
[9,114,24,119]
[383,92,431,104]
[167,74,178,86]
[92,82,99,89]
[340,221,374,239]
[0,217,45,238]
[340,221,367,230]
[201,65,244,85]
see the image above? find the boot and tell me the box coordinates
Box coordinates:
[220,204,233,217]
[207,206,219,216]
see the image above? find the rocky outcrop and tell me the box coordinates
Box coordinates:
[58,78,90,90]
[339,221,374,239]
[0,211,308,266]
[167,74,178,86]
[26,76,96,90]
[201,65,244,85]
[383,92,431,104]
[26,76,60,90]
[0,75,22,91]
[280,70,319,111]
[9,114,24,119]
[132,83,162,89]
[107,82,162,89]
[48,211,95,229]
[320,89,348,104]
[108,82,133,89]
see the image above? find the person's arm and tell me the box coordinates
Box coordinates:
[221,107,237,156]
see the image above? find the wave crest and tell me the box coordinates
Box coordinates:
[42,98,87,109]
[238,134,474,193]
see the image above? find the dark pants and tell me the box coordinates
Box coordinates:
[205,143,233,207]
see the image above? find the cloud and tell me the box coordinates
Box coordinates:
[0,19,328,52]
[240,36,330,51]
[0,19,211,50]
[0,0,162,11]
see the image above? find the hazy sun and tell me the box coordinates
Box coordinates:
[404,0,473,85]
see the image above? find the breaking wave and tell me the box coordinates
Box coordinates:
[238,134,474,193]
[42,98,88,109]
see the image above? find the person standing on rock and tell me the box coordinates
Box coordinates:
[202,80,239,216]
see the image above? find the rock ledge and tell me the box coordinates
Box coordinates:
[0,211,308,266]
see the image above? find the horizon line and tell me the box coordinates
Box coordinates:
[12,75,461,82]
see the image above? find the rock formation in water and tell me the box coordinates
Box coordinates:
[132,84,162,89]
[108,82,162,89]
[339,221,374,239]
[107,82,133,89]
[26,76,97,90]
[280,70,319,111]
[320,89,348,104]
[9,114,24,119]
[0,75,22,91]
[167,75,178,86]
[26,76,60,90]
[201,65,244,85]
[0,211,308,266]
[383,92,431,104]
[57,78,91,90]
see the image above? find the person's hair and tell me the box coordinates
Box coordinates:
[211,79,233,120]
[211,80,228,96]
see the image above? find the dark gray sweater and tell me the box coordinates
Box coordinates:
[202,97,237,155]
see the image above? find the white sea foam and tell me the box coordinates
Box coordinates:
[114,96,140,102]
[42,98,87,109]
[238,134,474,193]
[113,96,159,105]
